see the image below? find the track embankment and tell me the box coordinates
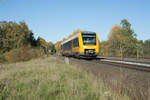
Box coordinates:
[57,56,150,100]
[96,58,150,72]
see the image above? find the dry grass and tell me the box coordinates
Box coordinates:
[0,56,129,100]
[66,57,150,100]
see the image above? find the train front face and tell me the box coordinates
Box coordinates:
[79,31,99,58]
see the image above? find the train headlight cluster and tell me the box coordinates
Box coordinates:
[85,49,95,55]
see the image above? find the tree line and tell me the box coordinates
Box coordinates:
[1,20,149,62]
[100,19,150,59]
[0,21,55,62]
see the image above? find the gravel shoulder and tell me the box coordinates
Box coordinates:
[58,56,150,100]
[100,56,150,64]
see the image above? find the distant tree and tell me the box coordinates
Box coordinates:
[28,32,37,46]
[100,41,109,56]
[0,20,55,63]
[105,19,137,59]
[121,19,131,30]
[143,39,150,58]
[136,40,144,59]
[107,25,121,56]
[37,37,48,54]
[55,41,62,54]
[120,19,137,58]
[47,42,55,54]
[0,21,37,54]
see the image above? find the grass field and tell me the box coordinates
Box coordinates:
[0,56,129,100]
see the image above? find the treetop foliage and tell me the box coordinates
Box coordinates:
[0,21,35,54]
[0,21,55,62]
[120,19,131,30]
[101,19,150,58]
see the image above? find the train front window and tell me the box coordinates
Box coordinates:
[82,34,96,45]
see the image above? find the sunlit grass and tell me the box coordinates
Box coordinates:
[0,56,129,100]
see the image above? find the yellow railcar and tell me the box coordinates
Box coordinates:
[61,31,99,58]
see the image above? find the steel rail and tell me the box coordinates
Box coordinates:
[95,59,150,72]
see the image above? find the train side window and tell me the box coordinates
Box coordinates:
[76,38,79,47]
[64,41,72,50]
[73,39,75,47]
[68,41,72,50]
[73,38,79,47]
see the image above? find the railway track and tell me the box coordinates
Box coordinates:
[93,57,150,72]
[58,55,150,72]
[57,55,150,100]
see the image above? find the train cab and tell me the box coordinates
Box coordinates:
[61,31,99,58]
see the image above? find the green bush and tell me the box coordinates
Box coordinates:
[0,55,5,63]
[4,45,41,63]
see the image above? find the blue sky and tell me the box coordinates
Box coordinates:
[0,0,150,43]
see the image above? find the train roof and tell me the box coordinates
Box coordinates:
[61,31,96,45]
[61,33,79,45]
[81,31,96,34]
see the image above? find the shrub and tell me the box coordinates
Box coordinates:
[4,45,41,63]
[0,55,5,63]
